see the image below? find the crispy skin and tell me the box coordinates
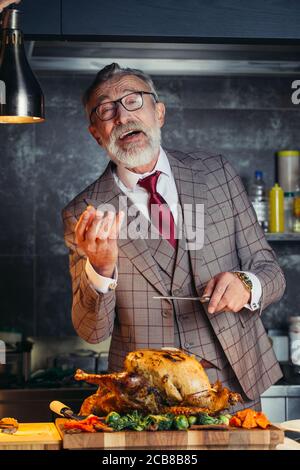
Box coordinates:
[124,349,211,403]
[75,349,242,416]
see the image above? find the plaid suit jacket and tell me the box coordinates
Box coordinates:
[62,150,285,400]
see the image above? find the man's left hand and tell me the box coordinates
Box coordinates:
[203,272,251,314]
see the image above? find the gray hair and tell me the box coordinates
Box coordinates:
[82,63,159,107]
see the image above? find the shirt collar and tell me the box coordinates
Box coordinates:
[115,147,171,191]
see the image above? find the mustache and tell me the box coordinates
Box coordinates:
[111,121,149,141]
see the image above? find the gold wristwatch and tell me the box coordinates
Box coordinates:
[232,272,253,293]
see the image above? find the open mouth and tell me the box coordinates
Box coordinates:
[119,130,145,142]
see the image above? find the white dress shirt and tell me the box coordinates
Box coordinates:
[85,147,262,310]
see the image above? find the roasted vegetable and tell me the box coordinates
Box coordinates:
[217,414,230,425]
[173,415,189,430]
[146,414,174,431]
[188,416,197,426]
[197,413,219,425]
[105,411,121,427]
[229,409,270,430]
[106,411,148,431]
[64,415,114,433]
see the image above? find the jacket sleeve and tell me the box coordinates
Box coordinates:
[62,207,116,343]
[222,156,286,312]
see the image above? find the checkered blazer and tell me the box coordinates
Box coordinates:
[62,150,285,400]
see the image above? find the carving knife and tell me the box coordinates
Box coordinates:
[153,295,211,302]
[50,400,87,421]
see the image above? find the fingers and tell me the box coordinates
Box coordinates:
[86,210,105,242]
[207,281,228,314]
[202,278,216,298]
[76,208,125,247]
[109,211,125,239]
[95,211,115,240]
[204,272,250,314]
[75,206,95,243]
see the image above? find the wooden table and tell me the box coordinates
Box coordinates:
[0,423,62,450]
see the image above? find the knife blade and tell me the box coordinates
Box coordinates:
[153,295,211,303]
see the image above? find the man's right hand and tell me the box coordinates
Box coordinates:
[75,206,124,278]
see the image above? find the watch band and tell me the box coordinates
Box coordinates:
[232,272,253,293]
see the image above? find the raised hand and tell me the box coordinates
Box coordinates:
[75,206,125,278]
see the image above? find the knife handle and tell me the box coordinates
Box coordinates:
[50,400,74,419]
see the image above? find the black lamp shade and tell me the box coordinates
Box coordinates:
[0,8,44,123]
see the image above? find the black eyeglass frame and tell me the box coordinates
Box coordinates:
[89,91,158,122]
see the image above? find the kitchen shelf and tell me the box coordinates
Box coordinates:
[266,233,300,242]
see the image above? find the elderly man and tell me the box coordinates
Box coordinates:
[62,63,285,411]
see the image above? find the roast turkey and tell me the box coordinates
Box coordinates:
[75,349,242,416]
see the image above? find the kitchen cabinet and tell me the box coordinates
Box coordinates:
[9,0,300,41]
[18,0,61,37]
[261,397,286,423]
[261,385,300,422]
[61,0,300,41]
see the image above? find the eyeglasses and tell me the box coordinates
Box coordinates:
[90,91,158,122]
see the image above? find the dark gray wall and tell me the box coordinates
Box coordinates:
[0,72,299,337]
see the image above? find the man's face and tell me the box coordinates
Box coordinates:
[87,74,165,168]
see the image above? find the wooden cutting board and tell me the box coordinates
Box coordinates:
[56,418,284,450]
[0,423,62,450]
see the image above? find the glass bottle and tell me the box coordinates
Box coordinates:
[250,171,268,232]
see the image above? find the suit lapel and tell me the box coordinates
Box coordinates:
[166,152,207,292]
[84,162,170,298]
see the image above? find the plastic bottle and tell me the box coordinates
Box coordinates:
[269,183,284,233]
[293,185,300,233]
[249,171,269,232]
[277,150,300,193]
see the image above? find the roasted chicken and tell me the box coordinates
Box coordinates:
[75,349,242,416]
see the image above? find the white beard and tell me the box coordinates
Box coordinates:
[104,123,161,169]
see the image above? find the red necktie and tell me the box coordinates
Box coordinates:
[138,170,177,249]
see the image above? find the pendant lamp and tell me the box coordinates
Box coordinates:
[0,7,45,123]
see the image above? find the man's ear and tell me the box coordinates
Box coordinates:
[156,102,166,128]
[89,124,102,146]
